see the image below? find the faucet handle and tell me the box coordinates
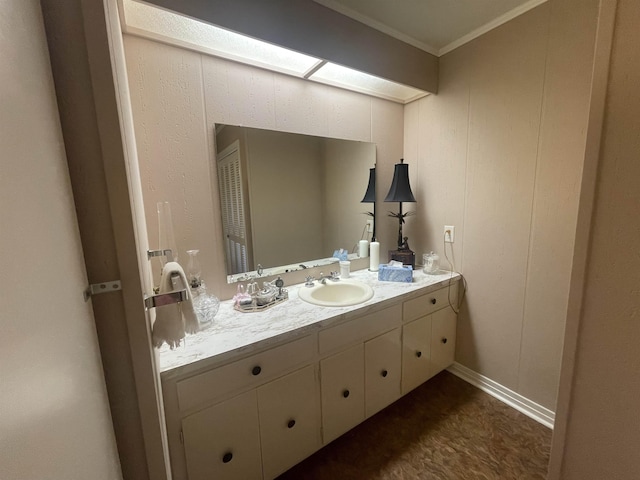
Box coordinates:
[330,271,340,280]
[305,276,315,287]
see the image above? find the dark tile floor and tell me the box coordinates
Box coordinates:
[278,371,552,480]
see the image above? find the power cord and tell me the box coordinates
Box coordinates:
[443,229,466,314]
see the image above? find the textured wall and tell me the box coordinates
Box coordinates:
[558,0,640,476]
[124,35,404,299]
[0,1,122,479]
[404,1,599,410]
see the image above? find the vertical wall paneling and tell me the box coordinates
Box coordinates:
[556,0,640,475]
[406,0,599,409]
[1,2,122,478]
[460,5,549,390]
[409,46,469,271]
[518,0,600,408]
[124,38,214,288]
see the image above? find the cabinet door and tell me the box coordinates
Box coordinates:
[364,328,401,417]
[320,343,365,444]
[402,314,432,395]
[181,390,262,480]
[431,307,457,375]
[257,364,321,480]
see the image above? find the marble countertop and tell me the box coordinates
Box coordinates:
[157,269,460,378]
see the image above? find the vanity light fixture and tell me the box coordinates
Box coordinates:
[307,62,427,104]
[361,166,377,241]
[121,0,427,104]
[384,159,417,268]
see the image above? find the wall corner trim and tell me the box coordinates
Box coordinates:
[447,362,555,429]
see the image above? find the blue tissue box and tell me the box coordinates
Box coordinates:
[378,264,413,283]
[332,249,349,261]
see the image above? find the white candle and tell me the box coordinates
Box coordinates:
[369,241,380,271]
[358,240,369,258]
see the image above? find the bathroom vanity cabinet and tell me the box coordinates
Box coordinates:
[160,272,459,480]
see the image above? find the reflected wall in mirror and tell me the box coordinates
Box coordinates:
[215,125,376,281]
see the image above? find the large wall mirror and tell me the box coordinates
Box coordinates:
[215,124,376,282]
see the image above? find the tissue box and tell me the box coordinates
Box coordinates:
[378,264,413,283]
[332,249,349,261]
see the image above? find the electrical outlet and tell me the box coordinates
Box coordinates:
[366,219,373,233]
[444,225,455,243]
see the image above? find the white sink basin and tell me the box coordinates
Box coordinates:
[298,279,374,307]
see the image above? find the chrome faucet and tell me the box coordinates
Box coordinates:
[319,272,340,284]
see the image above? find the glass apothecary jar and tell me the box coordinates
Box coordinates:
[423,251,440,274]
[186,249,220,328]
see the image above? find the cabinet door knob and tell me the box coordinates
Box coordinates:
[416,351,422,358]
[222,452,233,463]
[441,337,448,344]
[251,365,262,376]
[381,369,388,378]
[431,298,437,305]
[342,389,350,398]
[287,419,296,429]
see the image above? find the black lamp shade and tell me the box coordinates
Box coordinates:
[384,161,416,203]
[361,168,376,203]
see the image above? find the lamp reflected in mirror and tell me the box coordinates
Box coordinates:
[361,166,376,242]
[384,158,416,268]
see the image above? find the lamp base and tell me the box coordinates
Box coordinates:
[388,248,415,269]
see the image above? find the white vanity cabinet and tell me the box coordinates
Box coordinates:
[180,364,320,480]
[320,343,366,443]
[161,277,459,480]
[430,307,457,375]
[181,390,262,480]
[163,334,318,480]
[402,284,458,395]
[365,328,402,417]
[402,314,433,394]
[257,364,321,479]
[319,304,402,443]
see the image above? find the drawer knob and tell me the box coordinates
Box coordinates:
[441,337,448,344]
[431,298,437,305]
[381,369,388,378]
[342,389,350,398]
[416,351,422,358]
[251,366,262,376]
[222,452,233,463]
[287,419,296,429]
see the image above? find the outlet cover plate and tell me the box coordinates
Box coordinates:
[444,225,455,243]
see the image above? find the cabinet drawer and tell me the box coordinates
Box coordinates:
[431,307,457,375]
[258,365,321,480]
[177,334,316,412]
[403,285,454,323]
[319,303,401,354]
[182,390,262,480]
[402,315,433,395]
[320,344,365,444]
[365,328,401,418]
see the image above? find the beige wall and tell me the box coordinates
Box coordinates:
[404,1,599,410]
[322,139,376,252]
[552,0,640,476]
[246,128,324,267]
[0,1,122,479]
[124,35,404,300]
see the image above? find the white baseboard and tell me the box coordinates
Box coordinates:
[446,362,555,429]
